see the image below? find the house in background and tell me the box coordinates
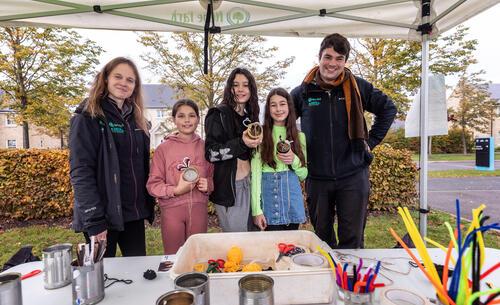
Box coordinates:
[447,83,500,147]
[142,84,178,148]
[0,108,62,149]
[0,84,179,149]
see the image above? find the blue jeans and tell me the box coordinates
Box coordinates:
[261,171,306,225]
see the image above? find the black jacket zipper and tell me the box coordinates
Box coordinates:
[327,90,336,178]
[125,120,139,219]
[219,112,237,202]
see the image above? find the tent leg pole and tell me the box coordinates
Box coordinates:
[419,34,430,241]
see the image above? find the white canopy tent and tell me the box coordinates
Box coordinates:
[2,0,499,238]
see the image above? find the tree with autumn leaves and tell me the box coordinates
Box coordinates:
[350,25,499,154]
[0,27,102,148]
[138,32,294,110]
[350,25,479,119]
[448,72,499,154]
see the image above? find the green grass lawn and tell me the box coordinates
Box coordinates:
[428,169,500,178]
[1,210,498,268]
[412,153,500,162]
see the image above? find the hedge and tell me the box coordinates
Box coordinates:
[383,127,474,154]
[0,146,417,220]
[0,149,73,220]
[369,144,418,210]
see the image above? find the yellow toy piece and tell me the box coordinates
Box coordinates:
[227,246,243,264]
[242,262,262,272]
[224,260,240,273]
[193,263,205,272]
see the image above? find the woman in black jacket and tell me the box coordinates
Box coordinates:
[204,67,261,232]
[69,57,154,257]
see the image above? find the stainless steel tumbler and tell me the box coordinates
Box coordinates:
[156,289,195,305]
[0,273,22,305]
[174,272,210,305]
[43,243,72,289]
[239,274,274,305]
[71,259,105,305]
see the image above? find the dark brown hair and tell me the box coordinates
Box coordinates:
[172,99,199,117]
[261,87,306,169]
[85,57,149,134]
[319,33,351,61]
[222,67,259,122]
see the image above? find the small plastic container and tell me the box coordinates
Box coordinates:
[336,285,374,305]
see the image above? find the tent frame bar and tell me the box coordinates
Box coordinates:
[431,0,467,26]
[325,12,417,30]
[418,0,432,241]
[3,0,419,33]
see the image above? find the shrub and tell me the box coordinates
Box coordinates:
[0,149,73,220]
[431,127,473,153]
[383,127,474,154]
[369,144,418,211]
[382,128,420,152]
[1,147,418,220]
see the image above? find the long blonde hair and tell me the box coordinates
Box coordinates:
[85,57,149,134]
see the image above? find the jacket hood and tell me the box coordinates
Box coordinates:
[75,99,88,114]
[164,132,201,144]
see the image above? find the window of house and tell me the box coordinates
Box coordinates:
[5,115,16,126]
[156,109,167,118]
[7,139,16,149]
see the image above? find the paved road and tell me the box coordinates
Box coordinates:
[427,177,500,221]
[426,160,500,171]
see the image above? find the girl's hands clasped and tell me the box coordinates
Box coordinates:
[277,149,295,165]
[196,177,209,193]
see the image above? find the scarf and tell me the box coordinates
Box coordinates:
[303,66,368,141]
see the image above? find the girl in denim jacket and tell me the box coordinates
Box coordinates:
[251,88,307,231]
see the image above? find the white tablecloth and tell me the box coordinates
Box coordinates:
[2,248,499,305]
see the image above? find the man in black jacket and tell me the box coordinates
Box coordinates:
[291,33,397,249]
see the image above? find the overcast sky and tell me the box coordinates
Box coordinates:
[76,4,500,91]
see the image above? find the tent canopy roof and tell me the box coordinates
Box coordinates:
[1,0,498,40]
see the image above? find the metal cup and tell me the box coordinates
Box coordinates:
[43,243,72,289]
[239,274,274,305]
[245,122,263,140]
[336,284,374,305]
[276,140,291,154]
[174,272,209,305]
[71,260,105,305]
[182,167,199,183]
[0,273,22,305]
[156,289,195,305]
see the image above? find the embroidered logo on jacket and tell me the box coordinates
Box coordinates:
[109,122,125,134]
[307,97,321,106]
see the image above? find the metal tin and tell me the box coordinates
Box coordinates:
[337,284,374,305]
[156,289,195,305]
[71,260,105,305]
[43,243,72,289]
[276,139,291,154]
[174,272,209,305]
[239,274,274,305]
[245,122,263,140]
[0,272,22,305]
[182,167,199,183]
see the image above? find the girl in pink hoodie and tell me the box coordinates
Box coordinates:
[147,99,214,254]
